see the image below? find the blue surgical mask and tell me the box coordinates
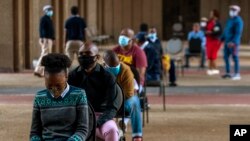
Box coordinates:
[118,35,130,47]
[46,10,53,17]
[148,33,157,42]
[229,10,237,17]
[106,64,121,76]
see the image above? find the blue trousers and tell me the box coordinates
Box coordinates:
[185,47,206,67]
[125,95,142,137]
[223,44,240,74]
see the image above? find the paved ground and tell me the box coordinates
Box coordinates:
[1,44,250,140]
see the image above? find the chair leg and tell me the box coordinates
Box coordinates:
[163,84,166,111]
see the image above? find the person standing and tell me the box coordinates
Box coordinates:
[206,9,222,75]
[221,5,243,80]
[65,6,87,62]
[34,5,55,77]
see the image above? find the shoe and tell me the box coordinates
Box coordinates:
[183,65,189,68]
[169,83,177,87]
[207,70,213,75]
[231,74,241,80]
[33,72,43,77]
[221,74,231,79]
[119,120,127,133]
[212,69,220,75]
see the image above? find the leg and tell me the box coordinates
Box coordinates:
[125,95,143,138]
[184,48,190,67]
[65,41,75,62]
[96,120,119,141]
[34,39,52,76]
[169,59,177,86]
[223,45,231,74]
[232,46,240,75]
[200,47,206,68]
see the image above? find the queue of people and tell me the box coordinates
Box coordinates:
[30,4,244,141]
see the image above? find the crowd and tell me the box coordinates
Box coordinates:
[30,4,244,141]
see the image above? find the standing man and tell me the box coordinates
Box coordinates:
[34,5,55,77]
[221,5,243,80]
[65,6,87,62]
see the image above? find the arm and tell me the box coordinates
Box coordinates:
[30,97,42,141]
[211,22,222,37]
[201,32,206,48]
[135,48,147,85]
[68,91,89,141]
[96,75,118,127]
[231,18,243,45]
[187,32,192,41]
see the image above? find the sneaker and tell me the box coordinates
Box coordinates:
[221,74,231,79]
[212,69,220,75]
[207,70,213,75]
[133,136,143,141]
[231,74,241,80]
[119,120,127,133]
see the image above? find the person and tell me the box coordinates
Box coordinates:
[68,42,120,141]
[113,28,147,93]
[137,32,161,81]
[221,5,243,80]
[148,27,177,86]
[135,23,149,42]
[65,6,87,62]
[30,53,88,141]
[34,5,55,77]
[200,17,208,32]
[103,50,143,141]
[185,23,206,68]
[205,10,222,75]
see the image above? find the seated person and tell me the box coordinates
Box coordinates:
[185,23,206,68]
[68,42,120,141]
[30,53,88,141]
[136,32,161,81]
[103,50,143,141]
[148,27,177,86]
[113,28,147,93]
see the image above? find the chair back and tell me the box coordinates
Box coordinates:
[86,102,96,141]
[166,38,183,55]
[189,38,202,53]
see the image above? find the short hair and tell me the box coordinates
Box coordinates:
[212,9,220,18]
[41,53,71,73]
[71,6,79,15]
[140,23,148,32]
[103,50,118,62]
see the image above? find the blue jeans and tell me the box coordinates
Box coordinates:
[125,95,142,137]
[223,44,240,74]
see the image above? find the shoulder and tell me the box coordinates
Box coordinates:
[35,89,48,97]
[69,86,88,104]
[113,46,121,52]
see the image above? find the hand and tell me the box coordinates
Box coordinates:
[206,31,212,34]
[227,42,235,48]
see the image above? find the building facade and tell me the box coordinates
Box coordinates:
[0,0,249,72]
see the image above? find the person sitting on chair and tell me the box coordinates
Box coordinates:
[68,42,120,141]
[30,53,89,141]
[136,32,161,81]
[103,50,143,141]
[184,23,206,68]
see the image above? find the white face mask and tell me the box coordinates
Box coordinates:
[229,10,238,17]
[200,22,207,27]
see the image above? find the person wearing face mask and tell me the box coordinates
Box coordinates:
[30,53,89,141]
[68,42,120,141]
[200,17,208,32]
[103,50,143,141]
[221,5,243,80]
[113,28,147,93]
[34,5,55,77]
[205,10,222,76]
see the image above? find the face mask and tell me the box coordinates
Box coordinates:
[78,55,96,69]
[106,64,121,76]
[229,10,237,17]
[148,33,157,42]
[118,35,130,47]
[46,10,53,17]
[200,22,207,27]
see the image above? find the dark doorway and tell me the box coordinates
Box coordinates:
[162,0,200,40]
